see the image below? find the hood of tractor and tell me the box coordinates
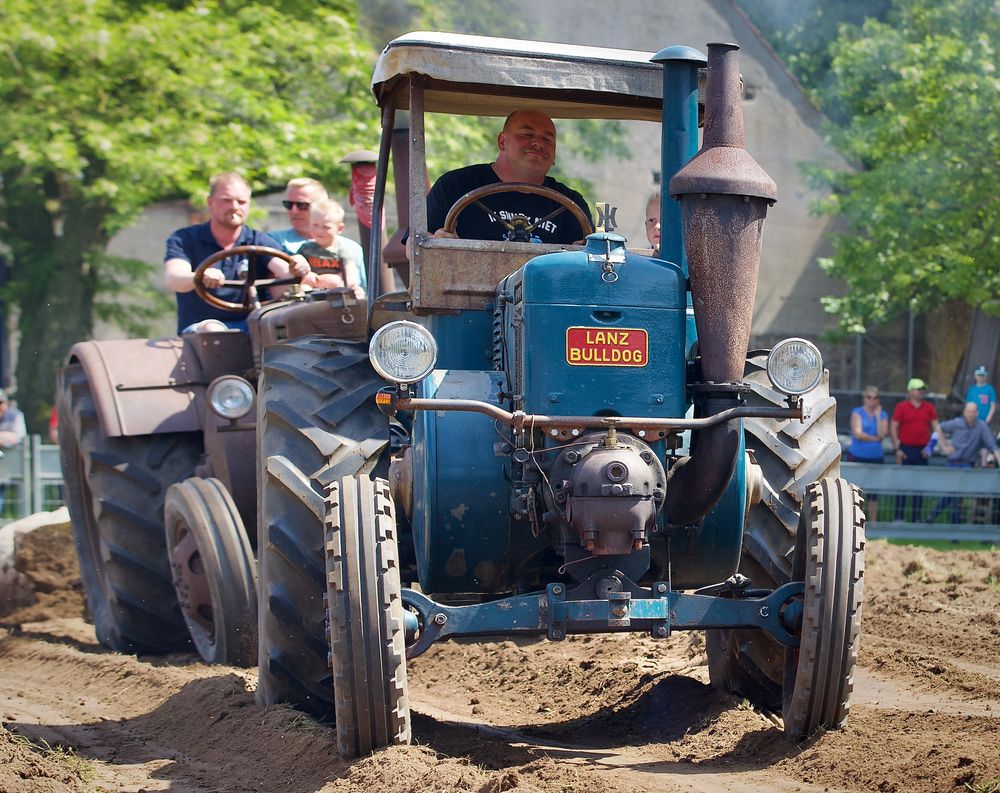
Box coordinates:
[497,233,687,421]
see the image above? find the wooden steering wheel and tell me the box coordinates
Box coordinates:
[441,182,594,240]
[193,245,303,313]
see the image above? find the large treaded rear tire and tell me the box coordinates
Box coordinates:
[56,364,202,654]
[707,352,841,707]
[256,337,388,717]
[326,476,410,757]
[783,477,865,741]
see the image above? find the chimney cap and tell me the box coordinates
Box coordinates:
[650,45,707,65]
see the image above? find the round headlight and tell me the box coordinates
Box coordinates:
[208,376,255,419]
[369,321,438,384]
[766,338,823,396]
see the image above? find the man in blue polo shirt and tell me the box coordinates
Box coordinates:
[164,172,311,333]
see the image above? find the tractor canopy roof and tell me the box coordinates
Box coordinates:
[371,31,681,121]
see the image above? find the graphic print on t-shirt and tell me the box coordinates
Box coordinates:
[458,193,579,243]
[425,164,592,245]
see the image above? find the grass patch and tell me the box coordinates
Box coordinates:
[886,538,1000,552]
[11,733,97,790]
[965,779,1000,793]
[280,710,330,738]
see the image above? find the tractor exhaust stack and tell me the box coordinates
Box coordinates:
[664,42,777,527]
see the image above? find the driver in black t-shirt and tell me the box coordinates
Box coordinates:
[426,110,592,245]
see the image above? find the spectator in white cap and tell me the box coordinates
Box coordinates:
[965,365,996,425]
[0,389,26,448]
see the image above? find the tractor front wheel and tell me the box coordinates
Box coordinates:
[782,477,865,742]
[326,476,410,757]
[706,352,841,708]
[164,477,257,666]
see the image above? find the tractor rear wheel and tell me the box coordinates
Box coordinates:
[256,337,389,718]
[783,477,865,741]
[326,476,410,757]
[56,364,201,654]
[164,477,257,666]
[706,352,841,708]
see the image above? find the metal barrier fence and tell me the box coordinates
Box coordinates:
[1,441,996,543]
[841,462,1000,543]
[0,436,65,523]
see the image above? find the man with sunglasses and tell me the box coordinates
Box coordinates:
[270,177,366,292]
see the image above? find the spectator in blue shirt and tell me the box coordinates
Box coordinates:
[847,386,888,522]
[164,173,311,333]
[0,390,26,449]
[0,389,26,515]
[965,365,996,425]
[928,402,1000,523]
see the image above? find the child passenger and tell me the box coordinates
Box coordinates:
[297,199,366,298]
[644,193,660,255]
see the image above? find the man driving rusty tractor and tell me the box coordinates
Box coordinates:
[163,173,312,333]
[427,110,593,244]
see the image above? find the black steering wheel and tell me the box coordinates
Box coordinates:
[193,245,304,313]
[442,182,594,240]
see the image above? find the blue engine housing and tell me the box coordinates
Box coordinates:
[502,235,686,418]
[409,235,745,594]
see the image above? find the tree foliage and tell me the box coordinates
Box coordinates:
[0,0,380,430]
[0,0,629,431]
[805,0,1000,333]
[738,0,892,114]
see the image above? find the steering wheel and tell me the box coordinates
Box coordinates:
[193,245,304,313]
[442,182,594,240]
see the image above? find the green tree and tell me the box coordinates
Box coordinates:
[737,0,892,112]
[806,0,999,333]
[0,0,380,431]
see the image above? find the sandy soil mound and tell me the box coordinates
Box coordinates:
[1,524,998,792]
[0,725,89,793]
[0,515,85,626]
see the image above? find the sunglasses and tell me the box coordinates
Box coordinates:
[864,394,879,399]
[282,200,311,210]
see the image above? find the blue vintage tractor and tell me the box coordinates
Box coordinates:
[252,33,865,757]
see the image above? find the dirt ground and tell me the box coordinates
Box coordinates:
[1,519,998,793]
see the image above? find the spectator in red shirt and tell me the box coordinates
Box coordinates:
[889,378,951,521]
[890,378,949,464]
[48,406,58,444]
[340,149,380,251]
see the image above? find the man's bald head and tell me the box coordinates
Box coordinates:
[494,110,558,184]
